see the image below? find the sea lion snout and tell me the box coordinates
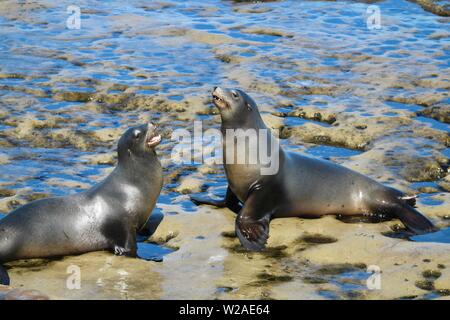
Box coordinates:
[145,123,161,148]
[212,86,229,109]
[118,123,161,158]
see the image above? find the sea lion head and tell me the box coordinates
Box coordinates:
[212,87,260,126]
[118,123,161,160]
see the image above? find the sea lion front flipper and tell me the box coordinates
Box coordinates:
[113,228,137,257]
[235,184,273,251]
[190,187,242,214]
[236,213,270,251]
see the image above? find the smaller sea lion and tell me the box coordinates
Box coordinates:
[0,123,163,285]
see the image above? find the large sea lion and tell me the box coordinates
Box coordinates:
[0,123,163,285]
[191,87,437,251]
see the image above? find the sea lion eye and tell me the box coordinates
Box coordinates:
[133,130,141,139]
[232,91,239,99]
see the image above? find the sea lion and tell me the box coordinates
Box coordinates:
[0,123,163,285]
[191,87,437,251]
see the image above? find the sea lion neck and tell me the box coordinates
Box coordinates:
[220,110,267,132]
[117,149,160,178]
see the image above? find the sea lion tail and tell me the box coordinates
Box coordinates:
[0,264,10,286]
[394,204,438,235]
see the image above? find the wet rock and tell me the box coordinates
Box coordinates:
[108,83,129,92]
[438,174,450,192]
[0,154,10,164]
[260,246,289,259]
[0,85,50,98]
[214,53,243,64]
[417,186,440,193]
[0,286,49,300]
[197,164,221,175]
[45,178,91,190]
[231,0,280,2]
[92,127,123,143]
[53,91,93,103]
[139,2,175,11]
[0,196,19,212]
[49,129,98,151]
[415,280,435,291]
[0,73,26,79]
[401,158,447,182]
[316,263,366,276]
[385,93,447,107]
[23,193,50,202]
[281,85,340,98]
[5,198,24,211]
[288,111,422,151]
[6,116,61,137]
[175,176,203,194]
[241,27,294,38]
[418,105,450,124]
[422,269,442,279]
[250,271,293,286]
[94,93,131,105]
[221,230,237,238]
[289,122,371,150]
[287,106,337,124]
[408,0,450,17]
[232,7,273,14]
[81,153,116,166]
[123,95,185,112]
[0,189,15,198]
[261,113,284,131]
[428,31,450,40]
[297,234,338,244]
[152,231,179,245]
[1,116,97,150]
[303,276,328,284]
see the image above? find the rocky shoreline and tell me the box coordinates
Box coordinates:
[0,0,448,299]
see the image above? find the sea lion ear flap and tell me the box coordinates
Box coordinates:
[246,102,252,111]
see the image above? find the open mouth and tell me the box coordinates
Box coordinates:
[146,133,161,147]
[212,93,227,108]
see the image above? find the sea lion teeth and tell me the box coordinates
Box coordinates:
[147,134,161,147]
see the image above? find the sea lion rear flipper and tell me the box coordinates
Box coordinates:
[190,187,242,214]
[138,211,164,238]
[394,204,438,235]
[0,265,10,286]
[190,195,226,207]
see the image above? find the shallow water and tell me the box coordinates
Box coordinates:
[413,227,450,244]
[0,0,449,300]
